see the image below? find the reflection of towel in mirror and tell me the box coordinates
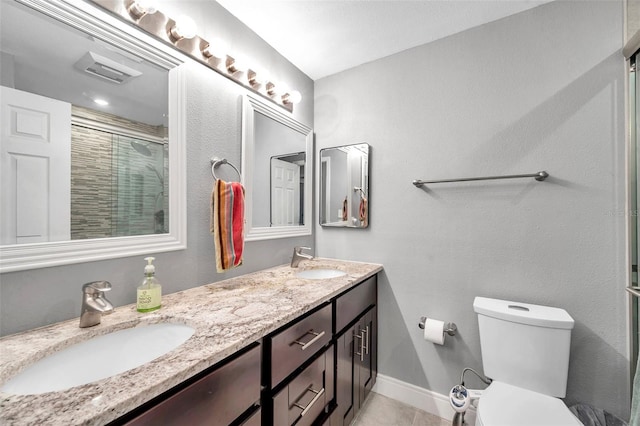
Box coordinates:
[211,179,245,273]
[359,197,368,227]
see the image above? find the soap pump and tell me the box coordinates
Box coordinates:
[137,256,161,313]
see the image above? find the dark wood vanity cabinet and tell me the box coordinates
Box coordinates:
[268,275,377,426]
[332,276,378,426]
[117,343,261,426]
[111,274,378,426]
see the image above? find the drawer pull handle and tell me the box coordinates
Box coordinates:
[293,386,326,417]
[293,330,326,351]
[354,331,365,362]
[363,325,370,355]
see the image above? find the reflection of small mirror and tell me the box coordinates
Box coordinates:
[242,94,313,241]
[320,143,370,228]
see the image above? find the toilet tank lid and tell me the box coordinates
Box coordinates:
[473,297,574,329]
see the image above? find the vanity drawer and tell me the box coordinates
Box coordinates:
[273,347,332,426]
[335,275,376,334]
[122,344,261,426]
[270,303,332,387]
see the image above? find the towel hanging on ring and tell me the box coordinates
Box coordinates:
[211,179,245,272]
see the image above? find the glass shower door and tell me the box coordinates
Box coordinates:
[112,135,168,237]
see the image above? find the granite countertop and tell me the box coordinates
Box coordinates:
[0,258,382,425]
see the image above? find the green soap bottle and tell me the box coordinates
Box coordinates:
[137,256,161,313]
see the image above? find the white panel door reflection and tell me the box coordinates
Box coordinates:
[1,87,71,244]
[270,157,299,226]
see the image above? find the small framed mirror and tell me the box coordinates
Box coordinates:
[242,94,313,240]
[320,143,370,228]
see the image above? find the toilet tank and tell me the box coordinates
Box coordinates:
[473,297,574,397]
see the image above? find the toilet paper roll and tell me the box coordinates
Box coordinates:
[423,318,446,345]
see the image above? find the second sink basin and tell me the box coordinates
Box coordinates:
[1,322,195,395]
[296,269,347,279]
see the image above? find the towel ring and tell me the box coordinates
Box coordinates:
[211,157,241,181]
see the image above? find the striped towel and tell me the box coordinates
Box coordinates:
[211,179,245,272]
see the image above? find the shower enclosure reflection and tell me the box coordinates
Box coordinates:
[114,137,168,236]
[69,107,168,240]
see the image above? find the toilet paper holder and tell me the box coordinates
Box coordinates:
[418,317,457,336]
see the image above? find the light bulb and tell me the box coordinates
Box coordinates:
[169,15,197,41]
[277,83,291,96]
[203,38,228,59]
[288,90,302,104]
[128,0,157,19]
[93,98,109,106]
[253,68,271,85]
[201,44,214,58]
[232,55,246,72]
[278,83,292,103]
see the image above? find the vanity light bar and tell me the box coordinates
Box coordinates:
[90,0,301,111]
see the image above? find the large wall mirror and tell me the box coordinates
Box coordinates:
[242,94,313,241]
[0,0,186,272]
[320,143,370,228]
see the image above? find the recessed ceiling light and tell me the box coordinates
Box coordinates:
[94,98,109,106]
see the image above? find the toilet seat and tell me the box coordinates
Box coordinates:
[475,381,582,426]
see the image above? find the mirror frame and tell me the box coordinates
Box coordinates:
[242,94,313,241]
[0,0,187,272]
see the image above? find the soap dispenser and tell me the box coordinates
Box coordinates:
[137,256,161,312]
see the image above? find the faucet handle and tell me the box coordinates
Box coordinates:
[82,281,112,295]
[295,246,312,253]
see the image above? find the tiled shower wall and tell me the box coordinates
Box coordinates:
[70,105,167,240]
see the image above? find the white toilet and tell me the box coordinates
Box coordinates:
[473,296,583,426]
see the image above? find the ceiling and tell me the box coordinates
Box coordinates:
[215,0,553,80]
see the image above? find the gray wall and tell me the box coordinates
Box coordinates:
[315,0,629,419]
[0,1,314,336]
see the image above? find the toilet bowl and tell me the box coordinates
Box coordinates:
[475,381,581,426]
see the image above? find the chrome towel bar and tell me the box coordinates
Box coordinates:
[413,171,549,187]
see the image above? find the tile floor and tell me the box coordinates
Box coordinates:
[352,392,451,426]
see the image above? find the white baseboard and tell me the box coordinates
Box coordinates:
[373,373,476,425]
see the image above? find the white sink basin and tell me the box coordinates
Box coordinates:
[1,322,195,395]
[296,269,347,279]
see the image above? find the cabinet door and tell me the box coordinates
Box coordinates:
[334,324,358,426]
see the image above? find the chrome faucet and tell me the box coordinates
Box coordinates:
[291,246,313,268]
[79,281,114,328]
